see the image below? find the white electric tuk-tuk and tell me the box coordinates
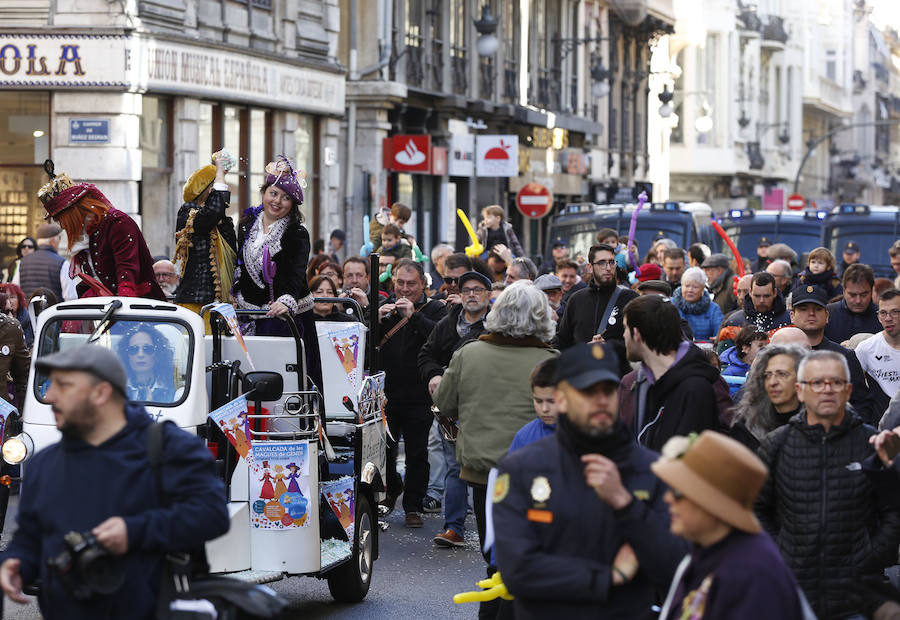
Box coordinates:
[2,260,388,604]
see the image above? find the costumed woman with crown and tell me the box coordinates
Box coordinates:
[173,152,237,320]
[233,156,321,384]
[37,161,166,300]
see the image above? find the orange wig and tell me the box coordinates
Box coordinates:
[55,198,110,250]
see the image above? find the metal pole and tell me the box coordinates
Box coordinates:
[792,119,900,194]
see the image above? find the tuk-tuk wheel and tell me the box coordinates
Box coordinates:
[327,494,374,602]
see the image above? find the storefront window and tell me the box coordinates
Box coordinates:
[0,92,50,278]
[0,92,50,165]
[140,96,170,170]
[139,96,173,255]
[293,115,316,225]
[198,103,214,163]
[223,106,244,210]
[249,109,267,206]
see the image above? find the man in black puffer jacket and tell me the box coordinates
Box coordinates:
[620,295,723,452]
[754,350,900,620]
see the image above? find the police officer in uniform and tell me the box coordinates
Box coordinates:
[0,292,29,410]
[492,342,686,619]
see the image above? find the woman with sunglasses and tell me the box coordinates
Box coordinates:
[117,325,177,403]
[5,237,36,283]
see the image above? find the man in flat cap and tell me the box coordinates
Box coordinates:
[701,253,738,315]
[0,345,228,618]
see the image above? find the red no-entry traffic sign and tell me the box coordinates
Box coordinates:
[787,193,805,210]
[516,183,553,219]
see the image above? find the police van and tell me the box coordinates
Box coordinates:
[544,202,716,261]
[712,208,828,263]
[823,204,900,278]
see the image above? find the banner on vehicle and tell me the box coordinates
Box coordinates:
[321,476,355,540]
[250,442,311,529]
[211,302,255,370]
[208,394,253,464]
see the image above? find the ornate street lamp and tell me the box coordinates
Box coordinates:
[474,5,499,57]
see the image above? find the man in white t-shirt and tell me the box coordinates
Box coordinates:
[856,288,900,419]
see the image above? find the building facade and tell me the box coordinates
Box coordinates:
[339,0,675,257]
[667,0,805,210]
[0,0,344,268]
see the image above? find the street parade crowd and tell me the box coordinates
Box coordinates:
[3,152,900,619]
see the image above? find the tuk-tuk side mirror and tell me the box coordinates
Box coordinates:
[243,371,283,402]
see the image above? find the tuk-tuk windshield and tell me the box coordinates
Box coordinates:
[35,318,193,407]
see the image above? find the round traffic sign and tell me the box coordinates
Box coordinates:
[516,183,553,219]
[787,193,805,210]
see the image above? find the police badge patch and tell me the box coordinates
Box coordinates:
[493,473,510,503]
[530,476,551,503]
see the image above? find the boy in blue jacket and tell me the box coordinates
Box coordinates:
[509,358,559,453]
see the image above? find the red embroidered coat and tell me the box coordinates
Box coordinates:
[76,208,166,300]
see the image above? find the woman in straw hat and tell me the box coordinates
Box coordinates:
[653,431,809,620]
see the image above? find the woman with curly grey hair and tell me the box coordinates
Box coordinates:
[433,280,558,591]
[730,344,807,451]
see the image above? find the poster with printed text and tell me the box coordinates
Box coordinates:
[250,442,311,529]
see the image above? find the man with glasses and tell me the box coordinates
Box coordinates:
[789,285,877,424]
[555,244,637,365]
[433,253,471,306]
[418,271,491,547]
[754,349,900,620]
[152,260,179,299]
[855,289,900,421]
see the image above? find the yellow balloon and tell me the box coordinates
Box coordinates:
[453,571,514,604]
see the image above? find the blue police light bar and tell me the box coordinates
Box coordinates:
[803,210,829,220]
[838,204,870,215]
[728,209,754,219]
[650,201,681,211]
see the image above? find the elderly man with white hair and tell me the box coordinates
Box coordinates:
[670,266,723,342]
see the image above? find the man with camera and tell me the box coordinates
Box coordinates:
[0,345,229,618]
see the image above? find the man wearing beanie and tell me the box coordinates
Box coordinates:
[654,432,806,619]
[173,153,237,313]
[493,342,686,617]
[14,222,77,301]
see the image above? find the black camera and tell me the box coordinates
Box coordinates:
[46,531,124,601]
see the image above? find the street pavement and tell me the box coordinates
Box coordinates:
[1,494,487,619]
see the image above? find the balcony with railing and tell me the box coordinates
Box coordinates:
[405,33,426,89]
[504,58,518,103]
[479,57,495,100]
[450,45,468,95]
[535,68,562,110]
[761,15,788,48]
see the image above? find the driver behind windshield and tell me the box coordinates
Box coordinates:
[117,325,176,403]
